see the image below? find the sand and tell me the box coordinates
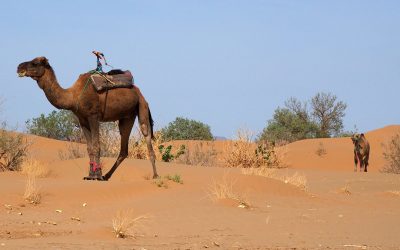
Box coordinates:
[1,125,400,249]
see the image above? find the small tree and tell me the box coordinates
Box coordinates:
[311,92,347,138]
[259,108,317,143]
[161,117,213,141]
[26,110,81,141]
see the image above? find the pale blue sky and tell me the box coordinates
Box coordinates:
[1,1,399,137]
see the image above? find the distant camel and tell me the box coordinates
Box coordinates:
[17,57,158,181]
[351,133,370,172]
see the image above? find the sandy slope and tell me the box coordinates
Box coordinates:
[1,126,400,249]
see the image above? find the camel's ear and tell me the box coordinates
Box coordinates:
[37,57,49,66]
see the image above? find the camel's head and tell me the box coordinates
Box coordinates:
[351,133,365,145]
[17,57,50,79]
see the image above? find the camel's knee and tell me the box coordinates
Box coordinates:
[140,123,149,137]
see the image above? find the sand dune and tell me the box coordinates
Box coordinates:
[1,125,400,249]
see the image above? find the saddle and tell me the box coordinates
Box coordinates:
[90,69,134,92]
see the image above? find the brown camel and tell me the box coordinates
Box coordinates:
[17,56,158,180]
[351,133,370,172]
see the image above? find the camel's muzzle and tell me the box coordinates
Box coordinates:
[18,71,26,77]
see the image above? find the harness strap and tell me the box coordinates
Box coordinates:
[75,70,100,112]
[90,161,101,172]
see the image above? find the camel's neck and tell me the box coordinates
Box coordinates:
[37,68,74,110]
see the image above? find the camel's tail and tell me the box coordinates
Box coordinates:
[149,108,154,139]
[134,85,154,139]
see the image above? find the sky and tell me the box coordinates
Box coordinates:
[1,1,399,138]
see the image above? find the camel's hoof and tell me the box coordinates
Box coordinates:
[83,176,106,181]
[152,174,159,179]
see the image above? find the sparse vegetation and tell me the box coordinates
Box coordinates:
[208,173,249,207]
[158,144,186,162]
[99,122,120,157]
[223,129,259,168]
[26,110,81,141]
[242,167,307,191]
[23,174,41,204]
[112,209,147,238]
[161,117,214,141]
[20,159,51,178]
[339,183,352,195]
[223,128,286,168]
[241,167,277,178]
[0,127,30,171]
[165,174,183,184]
[58,142,86,160]
[153,177,169,188]
[382,134,400,174]
[281,172,308,191]
[315,142,327,157]
[174,142,218,167]
[387,190,400,196]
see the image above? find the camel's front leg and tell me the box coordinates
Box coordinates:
[83,116,104,181]
[353,151,358,172]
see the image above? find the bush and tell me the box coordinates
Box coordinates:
[223,128,285,168]
[382,134,400,174]
[26,110,81,141]
[0,126,30,171]
[175,142,218,167]
[158,144,185,162]
[99,122,120,157]
[259,93,347,143]
[259,108,317,143]
[161,117,213,141]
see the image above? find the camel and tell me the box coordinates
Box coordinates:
[351,133,370,172]
[17,56,158,180]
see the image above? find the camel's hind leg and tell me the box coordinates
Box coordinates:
[140,122,158,179]
[364,154,369,172]
[103,117,135,181]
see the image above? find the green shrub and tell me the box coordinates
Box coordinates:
[161,117,213,141]
[158,144,186,162]
[26,110,80,141]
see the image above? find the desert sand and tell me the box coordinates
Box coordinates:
[1,126,400,249]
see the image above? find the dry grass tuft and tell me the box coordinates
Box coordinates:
[222,128,257,168]
[387,190,400,196]
[112,209,147,238]
[222,128,287,168]
[20,159,51,178]
[241,167,277,178]
[208,173,250,207]
[58,142,86,160]
[153,177,168,188]
[382,134,400,174]
[23,174,41,204]
[338,183,352,195]
[241,167,307,191]
[281,172,308,191]
[0,129,30,171]
[175,142,217,167]
[315,142,327,157]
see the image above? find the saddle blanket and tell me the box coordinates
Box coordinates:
[90,70,134,92]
